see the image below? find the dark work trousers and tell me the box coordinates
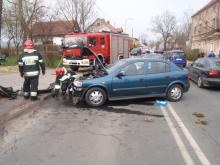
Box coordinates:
[23,76,39,99]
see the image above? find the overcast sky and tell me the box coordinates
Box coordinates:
[95,0,209,39]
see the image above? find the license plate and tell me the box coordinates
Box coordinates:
[176,58,182,61]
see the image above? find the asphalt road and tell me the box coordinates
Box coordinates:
[0,81,220,165]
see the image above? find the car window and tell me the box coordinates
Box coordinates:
[100,37,105,46]
[121,62,144,76]
[194,59,202,67]
[198,59,206,68]
[147,61,170,74]
[204,60,210,68]
[210,60,220,67]
[172,52,185,58]
[106,60,127,74]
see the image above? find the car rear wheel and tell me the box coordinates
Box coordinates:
[167,84,183,102]
[85,87,107,107]
[197,77,204,88]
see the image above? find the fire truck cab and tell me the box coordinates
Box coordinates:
[62,32,130,67]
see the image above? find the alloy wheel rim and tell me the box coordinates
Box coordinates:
[89,91,103,105]
[198,77,202,87]
[170,87,182,100]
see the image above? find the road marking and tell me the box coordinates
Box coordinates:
[160,106,195,165]
[167,104,212,165]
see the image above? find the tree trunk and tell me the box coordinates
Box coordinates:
[164,40,167,51]
[0,0,3,49]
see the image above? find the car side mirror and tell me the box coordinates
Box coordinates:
[117,71,125,78]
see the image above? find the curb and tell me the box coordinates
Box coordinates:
[0,93,52,125]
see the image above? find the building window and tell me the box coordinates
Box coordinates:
[194,26,197,35]
[213,18,216,29]
[199,24,202,34]
[205,21,208,32]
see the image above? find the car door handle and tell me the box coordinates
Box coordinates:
[139,78,144,82]
[165,76,171,79]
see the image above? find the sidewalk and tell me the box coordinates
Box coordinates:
[0,68,56,124]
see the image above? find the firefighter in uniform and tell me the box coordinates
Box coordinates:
[18,40,46,100]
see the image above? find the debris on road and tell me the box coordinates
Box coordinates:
[0,66,18,73]
[144,116,154,122]
[193,112,205,118]
[156,100,168,107]
[195,119,208,125]
[0,85,18,99]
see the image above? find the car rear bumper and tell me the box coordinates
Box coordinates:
[173,61,187,67]
[203,77,220,87]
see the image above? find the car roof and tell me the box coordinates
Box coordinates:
[169,50,184,53]
[201,57,220,62]
[123,57,167,63]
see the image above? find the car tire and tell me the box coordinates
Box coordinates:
[167,84,183,102]
[85,87,107,107]
[197,77,204,88]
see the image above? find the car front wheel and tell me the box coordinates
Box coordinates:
[167,84,183,102]
[85,87,107,107]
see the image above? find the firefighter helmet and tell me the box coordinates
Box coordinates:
[24,40,34,49]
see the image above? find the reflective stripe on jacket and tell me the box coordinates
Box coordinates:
[18,49,45,77]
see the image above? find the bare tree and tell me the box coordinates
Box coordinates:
[174,9,193,49]
[57,0,97,32]
[17,0,46,42]
[3,0,46,55]
[0,0,3,49]
[151,11,176,50]
[3,1,23,56]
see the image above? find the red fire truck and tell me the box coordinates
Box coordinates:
[62,32,130,67]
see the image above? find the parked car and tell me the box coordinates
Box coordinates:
[188,57,220,88]
[130,47,142,56]
[72,58,190,106]
[165,50,187,67]
[0,53,6,64]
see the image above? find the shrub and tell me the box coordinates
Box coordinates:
[185,49,200,61]
[43,52,62,68]
[1,55,18,66]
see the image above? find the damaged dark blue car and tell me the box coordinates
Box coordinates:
[72,58,190,107]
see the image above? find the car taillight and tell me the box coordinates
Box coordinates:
[55,67,64,77]
[208,69,218,77]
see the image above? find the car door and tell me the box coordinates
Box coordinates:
[192,59,206,82]
[144,61,173,95]
[190,59,200,81]
[111,61,146,98]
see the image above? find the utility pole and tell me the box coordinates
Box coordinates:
[0,0,3,49]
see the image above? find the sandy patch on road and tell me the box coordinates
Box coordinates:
[0,66,18,74]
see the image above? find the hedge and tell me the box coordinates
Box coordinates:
[185,49,200,61]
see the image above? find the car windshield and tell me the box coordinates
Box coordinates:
[64,36,87,47]
[106,60,127,74]
[172,52,185,58]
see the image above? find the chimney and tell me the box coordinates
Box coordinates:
[107,21,110,24]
